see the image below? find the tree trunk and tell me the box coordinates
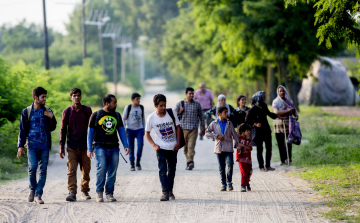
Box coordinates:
[266,63,276,104]
[277,58,300,112]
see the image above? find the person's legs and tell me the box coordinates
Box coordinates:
[127,129,136,165]
[254,138,265,169]
[182,129,190,163]
[80,149,91,193]
[35,145,50,196]
[95,147,107,193]
[225,152,234,185]
[264,134,273,168]
[275,133,287,163]
[239,162,249,186]
[104,148,119,195]
[157,149,169,193]
[67,147,79,194]
[136,129,144,162]
[27,148,38,192]
[216,153,226,185]
[186,128,198,163]
[166,150,178,192]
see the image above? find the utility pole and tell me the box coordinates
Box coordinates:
[82,0,86,64]
[85,9,110,76]
[135,48,146,85]
[116,37,132,85]
[103,24,122,96]
[42,0,50,70]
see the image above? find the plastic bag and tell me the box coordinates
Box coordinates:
[287,116,302,145]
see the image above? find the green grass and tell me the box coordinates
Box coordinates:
[289,106,360,222]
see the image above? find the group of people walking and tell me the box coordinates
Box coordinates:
[16,83,298,204]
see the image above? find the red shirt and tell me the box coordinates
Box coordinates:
[236,135,252,164]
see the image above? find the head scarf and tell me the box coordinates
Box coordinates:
[216,94,230,118]
[251,91,266,107]
[272,85,298,116]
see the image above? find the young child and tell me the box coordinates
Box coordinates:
[236,123,253,192]
[205,106,241,191]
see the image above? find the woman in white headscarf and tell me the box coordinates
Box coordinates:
[272,85,299,165]
[205,94,236,125]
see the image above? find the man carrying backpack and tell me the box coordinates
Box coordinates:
[17,86,57,204]
[59,88,92,202]
[175,87,205,170]
[122,93,145,171]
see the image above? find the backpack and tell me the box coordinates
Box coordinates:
[166,108,186,149]
[177,100,185,120]
[125,104,144,123]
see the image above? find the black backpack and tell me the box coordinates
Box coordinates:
[167,108,186,149]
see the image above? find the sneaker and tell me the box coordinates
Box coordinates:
[82,191,91,200]
[247,184,251,191]
[160,192,169,201]
[280,162,286,166]
[106,194,117,202]
[228,184,233,191]
[266,167,275,171]
[66,192,77,202]
[96,192,104,203]
[35,195,44,204]
[260,168,268,172]
[220,185,227,191]
[188,162,194,170]
[241,186,246,192]
[130,163,135,171]
[28,190,35,202]
[169,191,175,200]
[136,161,142,170]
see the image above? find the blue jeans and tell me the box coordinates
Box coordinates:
[127,128,144,164]
[95,146,119,195]
[156,149,178,193]
[27,142,49,196]
[216,152,234,186]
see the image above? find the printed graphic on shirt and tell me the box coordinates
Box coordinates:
[156,122,176,142]
[98,116,117,134]
[130,111,142,123]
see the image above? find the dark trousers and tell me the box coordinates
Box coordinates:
[156,149,178,193]
[216,152,234,185]
[254,134,272,169]
[276,133,292,163]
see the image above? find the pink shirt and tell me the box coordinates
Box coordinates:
[194,89,214,110]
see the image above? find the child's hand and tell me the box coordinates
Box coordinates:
[217,135,225,141]
[237,148,242,155]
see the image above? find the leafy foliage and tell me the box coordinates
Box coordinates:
[285,0,360,56]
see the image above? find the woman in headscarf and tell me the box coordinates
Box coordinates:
[272,85,299,165]
[233,95,250,126]
[245,91,279,172]
[205,94,236,126]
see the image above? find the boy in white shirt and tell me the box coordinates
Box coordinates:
[145,94,181,201]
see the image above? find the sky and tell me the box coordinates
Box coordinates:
[0,0,78,35]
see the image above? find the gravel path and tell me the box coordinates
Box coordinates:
[0,86,329,223]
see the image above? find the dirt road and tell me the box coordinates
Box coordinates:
[0,85,329,223]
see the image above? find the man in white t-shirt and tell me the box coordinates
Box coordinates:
[145,94,181,201]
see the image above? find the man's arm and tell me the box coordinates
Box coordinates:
[44,108,57,131]
[173,125,181,151]
[145,131,160,152]
[87,127,95,159]
[122,105,128,129]
[59,109,67,159]
[117,126,129,155]
[17,109,27,158]
[198,103,205,136]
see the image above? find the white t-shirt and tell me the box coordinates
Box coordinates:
[145,109,180,150]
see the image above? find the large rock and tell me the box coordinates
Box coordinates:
[298,57,359,106]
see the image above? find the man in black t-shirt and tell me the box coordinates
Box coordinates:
[87,94,129,202]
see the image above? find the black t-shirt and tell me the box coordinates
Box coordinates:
[89,109,124,148]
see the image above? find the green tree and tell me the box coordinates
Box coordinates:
[285,0,360,55]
